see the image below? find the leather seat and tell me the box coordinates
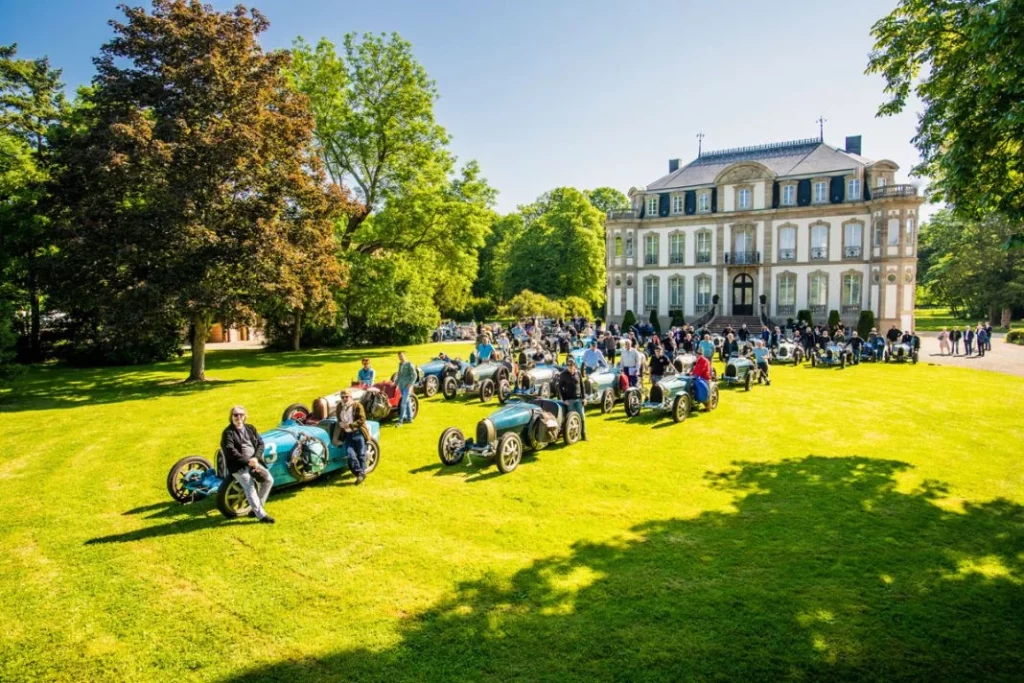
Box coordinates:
[312,398,330,421]
[380,383,398,400]
[532,398,564,423]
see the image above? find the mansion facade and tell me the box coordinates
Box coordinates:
[605,136,924,332]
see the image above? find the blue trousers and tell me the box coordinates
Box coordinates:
[566,399,586,440]
[398,386,414,423]
[345,432,366,477]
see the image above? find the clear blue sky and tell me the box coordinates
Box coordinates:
[1,0,934,218]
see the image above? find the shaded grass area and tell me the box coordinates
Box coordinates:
[0,344,1022,682]
[914,307,1015,331]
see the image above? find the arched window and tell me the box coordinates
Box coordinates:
[695,230,712,263]
[810,223,829,260]
[809,272,828,315]
[843,222,863,259]
[669,276,684,309]
[625,234,634,257]
[669,232,685,264]
[778,225,796,261]
[777,273,796,315]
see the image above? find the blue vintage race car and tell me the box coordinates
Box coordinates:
[719,354,762,390]
[581,365,629,412]
[165,407,382,518]
[860,337,886,362]
[811,343,852,368]
[505,363,562,402]
[414,355,469,397]
[624,371,719,423]
[437,396,582,473]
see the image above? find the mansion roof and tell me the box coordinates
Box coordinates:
[646,138,878,192]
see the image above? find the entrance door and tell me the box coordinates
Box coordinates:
[733,274,754,315]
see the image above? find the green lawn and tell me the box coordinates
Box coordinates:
[914,307,1018,331]
[1,345,1022,682]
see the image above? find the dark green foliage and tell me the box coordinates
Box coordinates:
[857,310,876,339]
[0,297,23,383]
[797,310,813,327]
[58,306,185,367]
[1006,329,1023,345]
[621,309,637,329]
[671,310,685,327]
[828,310,841,330]
[586,187,629,215]
[444,297,497,323]
[649,308,661,335]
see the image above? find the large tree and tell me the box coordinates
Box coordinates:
[866,0,1024,223]
[0,44,66,361]
[49,0,347,380]
[586,186,629,216]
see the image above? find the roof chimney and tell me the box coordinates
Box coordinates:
[668,158,681,173]
[845,135,862,156]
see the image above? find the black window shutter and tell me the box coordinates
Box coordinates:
[711,187,718,213]
[797,179,811,206]
[659,193,670,217]
[772,181,780,209]
[684,190,696,215]
[830,176,845,204]
[864,183,871,201]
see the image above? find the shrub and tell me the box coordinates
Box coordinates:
[797,310,813,327]
[827,310,841,330]
[503,290,565,319]
[621,309,637,330]
[649,308,661,336]
[670,310,685,327]
[561,296,593,319]
[857,310,876,339]
[1007,329,1024,345]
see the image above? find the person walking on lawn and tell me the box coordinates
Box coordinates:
[221,406,275,523]
[395,351,417,426]
[557,358,587,441]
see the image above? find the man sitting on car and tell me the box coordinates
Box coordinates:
[332,390,370,485]
[357,358,375,386]
[475,336,495,365]
[689,348,713,411]
[221,406,275,523]
[752,340,772,386]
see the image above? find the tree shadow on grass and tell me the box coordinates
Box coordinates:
[221,455,1024,682]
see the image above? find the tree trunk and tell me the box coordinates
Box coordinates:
[189,317,208,382]
[1001,307,1012,330]
[340,211,368,251]
[988,305,1000,327]
[292,309,302,352]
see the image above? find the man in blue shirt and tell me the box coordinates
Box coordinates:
[752,340,771,386]
[475,336,494,364]
[580,340,608,376]
[698,334,716,363]
[357,358,375,386]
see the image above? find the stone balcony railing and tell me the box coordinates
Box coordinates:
[872,184,919,199]
[607,209,640,220]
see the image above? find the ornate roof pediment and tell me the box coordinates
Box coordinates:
[714,161,776,185]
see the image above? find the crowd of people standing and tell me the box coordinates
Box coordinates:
[936,323,993,357]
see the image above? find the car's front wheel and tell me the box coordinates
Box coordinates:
[407,393,420,419]
[442,376,458,400]
[601,388,615,414]
[423,375,440,398]
[744,372,752,391]
[672,394,691,423]
[438,427,465,466]
[166,455,213,503]
[216,477,250,519]
[479,378,495,403]
[624,389,642,417]
[496,432,523,473]
[563,412,582,445]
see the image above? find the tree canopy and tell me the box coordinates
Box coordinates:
[867,0,1024,223]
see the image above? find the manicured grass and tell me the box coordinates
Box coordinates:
[1,346,1022,682]
[914,306,1021,331]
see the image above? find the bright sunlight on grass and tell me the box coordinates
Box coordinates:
[0,344,1022,682]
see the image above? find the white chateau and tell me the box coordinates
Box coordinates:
[604,136,924,331]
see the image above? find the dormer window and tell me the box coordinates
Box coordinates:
[813,181,828,203]
[782,185,795,206]
[672,195,684,214]
[847,178,861,200]
[646,196,658,217]
[698,191,710,213]
[738,187,751,210]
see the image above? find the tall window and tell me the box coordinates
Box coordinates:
[669,276,684,309]
[644,234,658,265]
[782,185,795,206]
[906,217,915,240]
[647,196,658,216]
[625,234,634,257]
[669,233,685,264]
[696,231,712,263]
[737,187,751,210]
[614,235,622,257]
[698,192,710,212]
[778,273,796,313]
[842,273,862,307]
[847,178,861,200]
[672,195,684,214]
[809,272,828,308]
[813,181,828,203]
[873,222,882,248]
[810,224,829,260]
[695,276,712,309]
[733,228,755,263]
[843,222,863,258]
[888,218,900,245]
[878,177,888,187]
[644,277,659,312]
[778,226,796,261]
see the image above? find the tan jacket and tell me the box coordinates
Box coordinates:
[333,401,371,445]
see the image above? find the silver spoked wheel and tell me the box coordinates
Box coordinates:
[625,390,641,417]
[496,433,523,473]
[408,393,419,419]
[424,375,439,397]
[438,427,465,466]
[709,385,720,411]
[365,439,380,473]
[672,394,691,423]
[601,389,615,414]
[216,478,251,519]
[563,412,581,445]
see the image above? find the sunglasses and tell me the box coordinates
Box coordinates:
[232,413,245,418]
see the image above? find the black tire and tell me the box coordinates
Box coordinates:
[442,376,458,400]
[840,354,846,369]
[810,354,817,367]
[563,412,582,445]
[423,374,440,398]
[744,372,752,391]
[624,389,642,417]
[672,393,691,423]
[794,349,803,364]
[281,403,311,423]
[216,477,250,519]
[497,379,512,404]
[438,427,466,466]
[364,438,380,473]
[166,455,214,503]
[601,388,615,414]
[480,378,495,403]
[884,351,891,363]
[496,432,523,473]
[407,393,420,419]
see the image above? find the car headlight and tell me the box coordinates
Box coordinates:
[476,419,496,445]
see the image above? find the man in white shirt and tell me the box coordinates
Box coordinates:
[619,340,641,387]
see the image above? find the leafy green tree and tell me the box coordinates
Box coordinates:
[474,212,524,302]
[502,290,565,319]
[0,44,66,362]
[49,1,346,379]
[503,188,607,307]
[337,251,439,344]
[867,0,1024,224]
[918,210,1024,327]
[561,296,593,319]
[587,187,629,216]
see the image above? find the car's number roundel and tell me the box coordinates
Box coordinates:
[263,442,278,464]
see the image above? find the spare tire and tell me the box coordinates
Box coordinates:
[360,389,391,421]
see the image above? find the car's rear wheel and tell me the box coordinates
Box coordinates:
[438,427,465,466]
[216,477,250,519]
[624,389,642,417]
[442,376,458,400]
[496,432,523,473]
[708,385,720,411]
[364,439,380,473]
[497,379,512,404]
[672,394,691,423]
[407,393,420,419]
[166,456,213,503]
[744,372,752,391]
[794,349,803,363]
[480,378,495,403]
[282,403,311,423]
[563,412,582,445]
[424,375,440,398]
[601,389,615,414]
